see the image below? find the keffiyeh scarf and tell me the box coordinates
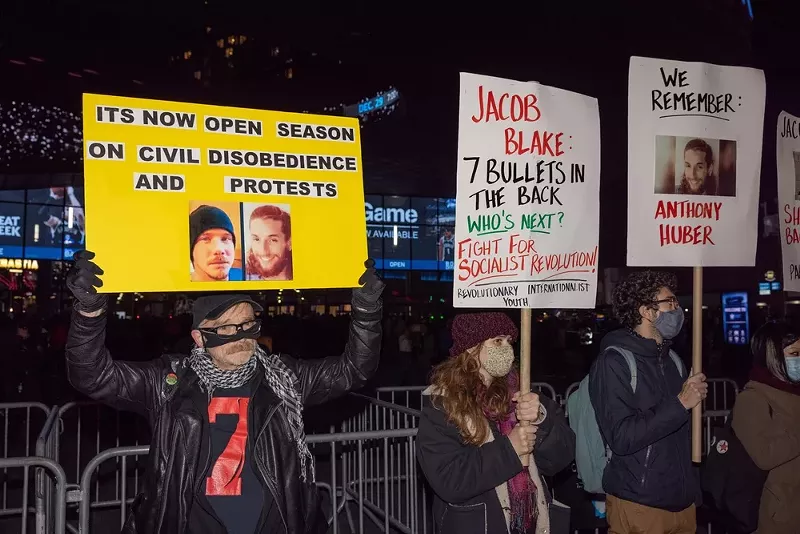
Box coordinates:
[188,345,315,482]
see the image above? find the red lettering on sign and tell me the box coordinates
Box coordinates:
[503,128,564,156]
[206,397,250,497]
[785,204,800,226]
[470,85,541,123]
[658,224,715,246]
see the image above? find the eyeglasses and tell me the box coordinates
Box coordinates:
[199,320,260,338]
[652,296,679,309]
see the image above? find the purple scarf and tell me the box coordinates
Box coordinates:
[489,373,537,534]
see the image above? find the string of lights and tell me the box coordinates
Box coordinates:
[1,85,399,167]
[0,102,83,168]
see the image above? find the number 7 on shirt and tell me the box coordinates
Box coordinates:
[206,397,250,496]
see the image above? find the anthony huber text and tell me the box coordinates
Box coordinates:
[456,233,598,282]
[654,199,722,247]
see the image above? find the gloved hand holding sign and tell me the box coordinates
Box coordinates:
[352,259,385,312]
[65,250,108,314]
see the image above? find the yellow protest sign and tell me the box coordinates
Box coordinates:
[82,94,366,293]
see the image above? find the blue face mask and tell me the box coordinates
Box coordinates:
[785,357,800,382]
[653,308,684,340]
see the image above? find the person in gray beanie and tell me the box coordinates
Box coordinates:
[190,205,242,282]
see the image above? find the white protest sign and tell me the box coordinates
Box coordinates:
[627,56,765,267]
[454,73,600,309]
[777,111,800,291]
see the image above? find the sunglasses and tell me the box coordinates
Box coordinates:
[199,320,260,338]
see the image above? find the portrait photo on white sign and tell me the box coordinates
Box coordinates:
[653,136,737,197]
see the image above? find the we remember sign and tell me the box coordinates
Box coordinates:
[453,73,600,309]
[627,57,766,266]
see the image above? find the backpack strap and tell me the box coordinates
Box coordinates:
[668,350,686,378]
[606,346,638,393]
[598,346,638,464]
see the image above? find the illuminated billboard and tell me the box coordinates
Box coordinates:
[366,195,456,271]
[0,186,85,260]
[722,292,749,345]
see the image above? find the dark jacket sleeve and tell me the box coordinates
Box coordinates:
[533,395,575,476]
[416,402,524,504]
[65,310,164,416]
[588,349,688,455]
[281,304,382,407]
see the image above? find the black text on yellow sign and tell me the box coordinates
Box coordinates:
[83,94,367,293]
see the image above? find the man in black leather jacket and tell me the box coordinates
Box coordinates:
[65,250,384,534]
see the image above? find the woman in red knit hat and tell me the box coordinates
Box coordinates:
[417,312,574,534]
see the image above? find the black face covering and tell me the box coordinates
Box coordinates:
[200,321,260,348]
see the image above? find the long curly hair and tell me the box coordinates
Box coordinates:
[429,347,513,446]
[612,271,677,329]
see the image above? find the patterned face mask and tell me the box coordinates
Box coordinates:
[483,345,515,377]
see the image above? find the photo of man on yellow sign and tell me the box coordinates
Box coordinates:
[82,94,367,293]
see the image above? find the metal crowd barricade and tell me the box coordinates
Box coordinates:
[0,457,67,534]
[0,402,52,531]
[1,403,51,465]
[55,394,424,532]
[339,397,428,534]
[77,445,148,533]
[327,429,428,534]
[532,382,557,402]
[704,378,739,412]
[696,379,737,534]
[702,378,739,455]
[374,382,558,412]
[350,382,556,435]
[76,429,425,534]
[375,387,427,412]
[55,402,149,491]
[35,408,61,534]
[1,402,51,457]
[10,379,742,533]
[344,394,421,435]
[0,405,64,533]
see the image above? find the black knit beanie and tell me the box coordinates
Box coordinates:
[189,205,236,263]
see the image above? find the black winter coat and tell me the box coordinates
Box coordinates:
[65,305,382,534]
[416,391,575,534]
[588,328,699,512]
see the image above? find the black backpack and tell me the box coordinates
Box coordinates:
[701,410,770,534]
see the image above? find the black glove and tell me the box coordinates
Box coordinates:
[352,259,384,310]
[66,250,108,313]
